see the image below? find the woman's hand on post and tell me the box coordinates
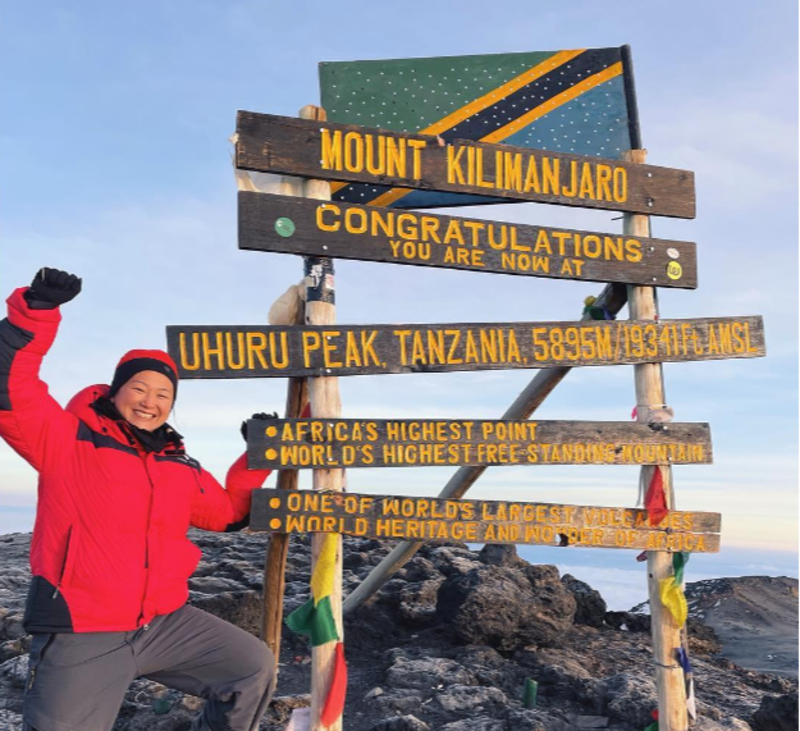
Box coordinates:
[25,267,82,309]
[240,412,279,442]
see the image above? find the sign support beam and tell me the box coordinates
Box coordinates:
[342,281,627,615]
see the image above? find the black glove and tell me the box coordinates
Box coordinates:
[24,267,82,309]
[240,412,279,442]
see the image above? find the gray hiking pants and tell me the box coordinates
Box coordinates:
[23,604,276,731]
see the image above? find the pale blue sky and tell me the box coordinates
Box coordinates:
[1,1,797,571]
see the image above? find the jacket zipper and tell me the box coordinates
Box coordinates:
[138,455,156,627]
[52,526,73,599]
[193,469,205,494]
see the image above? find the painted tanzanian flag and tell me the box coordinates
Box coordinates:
[319,46,638,209]
[285,532,339,645]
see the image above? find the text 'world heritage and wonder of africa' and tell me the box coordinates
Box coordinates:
[250,490,721,553]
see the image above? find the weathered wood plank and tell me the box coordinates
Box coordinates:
[236,112,696,218]
[246,418,712,469]
[238,192,698,288]
[250,489,720,553]
[166,316,765,379]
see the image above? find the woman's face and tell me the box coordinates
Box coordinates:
[111,370,174,431]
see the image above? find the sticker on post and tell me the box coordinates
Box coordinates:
[275,217,296,237]
[667,261,683,280]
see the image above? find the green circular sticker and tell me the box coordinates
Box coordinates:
[275,217,295,237]
[666,261,683,280]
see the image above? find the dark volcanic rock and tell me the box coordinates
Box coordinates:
[597,672,658,727]
[604,610,651,632]
[189,590,262,636]
[478,543,527,568]
[562,573,607,627]
[751,691,799,731]
[0,529,796,731]
[436,562,576,652]
[385,655,477,690]
[369,716,430,731]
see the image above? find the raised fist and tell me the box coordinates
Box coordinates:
[25,267,82,309]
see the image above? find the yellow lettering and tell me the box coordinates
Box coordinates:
[386,137,406,178]
[320,129,342,171]
[317,204,340,232]
[344,131,364,172]
[447,145,467,184]
[407,139,427,179]
[579,162,596,199]
[179,332,200,371]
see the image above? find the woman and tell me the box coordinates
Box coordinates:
[0,268,276,731]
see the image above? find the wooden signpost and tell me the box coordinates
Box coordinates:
[236,112,696,218]
[246,418,712,469]
[203,46,768,731]
[167,316,765,379]
[239,192,699,288]
[250,489,721,553]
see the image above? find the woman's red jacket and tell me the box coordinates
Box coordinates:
[0,287,271,633]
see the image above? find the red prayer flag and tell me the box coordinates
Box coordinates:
[320,642,347,727]
[644,467,669,526]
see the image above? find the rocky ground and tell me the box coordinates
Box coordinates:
[0,530,797,730]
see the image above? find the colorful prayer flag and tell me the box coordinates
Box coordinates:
[286,533,340,646]
[673,552,689,585]
[320,642,348,726]
[677,647,697,720]
[644,466,669,526]
[659,576,688,628]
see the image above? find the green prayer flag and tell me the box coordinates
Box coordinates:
[673,552,690,585]
[286,596,339,646]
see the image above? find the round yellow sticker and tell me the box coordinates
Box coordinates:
[667,261,683,280]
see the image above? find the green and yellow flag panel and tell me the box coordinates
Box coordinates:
[319,47,636,209]
[285,532,339,646]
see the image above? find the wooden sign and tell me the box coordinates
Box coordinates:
[246,418,712,469]
[236,112,696,218]
[239,192,698,288]
[250,489,721,553]
[166,316,765,379]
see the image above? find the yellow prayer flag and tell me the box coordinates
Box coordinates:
[310,533,338,606]
[659,577,688,628]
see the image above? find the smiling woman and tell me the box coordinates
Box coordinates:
[109,352,178,431]
[0,268,278,731]
[112,371,174,428]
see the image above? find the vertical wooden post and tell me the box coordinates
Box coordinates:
[625,149,687,731]
[260,163,309,660]
[260,318,307,657]
[298,104,344,731]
